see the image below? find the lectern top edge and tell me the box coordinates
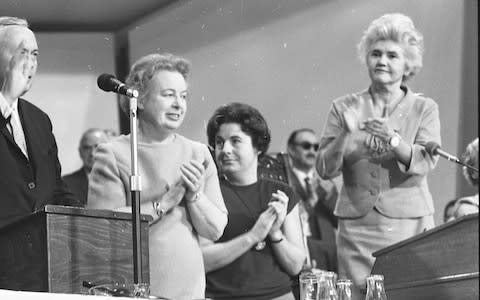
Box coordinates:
[0,204,153,231]
[372,213,478,257]
[43,204,153,221]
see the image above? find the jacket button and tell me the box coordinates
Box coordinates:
[28,182,36,189]
[370,189,377,196]
[371,171,378,178]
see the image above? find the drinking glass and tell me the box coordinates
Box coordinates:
[300,271,320,300]
[88,282,152,298]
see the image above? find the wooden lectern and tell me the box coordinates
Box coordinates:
[0,205,151,294]
[372,213,479,300]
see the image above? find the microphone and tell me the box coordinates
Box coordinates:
[97,73,138,98]
[425,142,479,172]
[425,142,460,163]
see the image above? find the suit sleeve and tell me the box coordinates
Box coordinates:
[47,116,76,206]
[317,100,346,179]
[397,100,441,175]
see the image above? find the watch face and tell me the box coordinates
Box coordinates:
[390,136,400,148]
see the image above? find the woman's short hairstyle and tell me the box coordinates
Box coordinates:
[462,137,479,186]
[357,13,424,82]
[206,102,271,155]
[119,53,190,115]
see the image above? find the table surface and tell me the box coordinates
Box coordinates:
[0,289,132,300]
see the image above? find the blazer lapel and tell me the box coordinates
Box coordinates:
[386,86,416,132]
[359,87,416,133]
[0,111,30,162]
[18,99,40,173]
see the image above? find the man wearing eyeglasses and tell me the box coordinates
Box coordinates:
[286,128,341,272]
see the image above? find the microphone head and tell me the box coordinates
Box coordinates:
[97,73,117,92]
[425,141,440,156]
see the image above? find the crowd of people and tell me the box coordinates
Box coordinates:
[0,12,478,300]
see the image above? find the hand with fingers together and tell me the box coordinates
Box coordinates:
[268,190,290,238]
[362,117,395,143]
[248,206,277,245]
[181,159,206,202]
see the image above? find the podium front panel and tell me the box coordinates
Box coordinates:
[0,205,151,294]
[372,214,479,300]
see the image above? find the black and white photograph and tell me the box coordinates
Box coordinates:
[0,1,477,299]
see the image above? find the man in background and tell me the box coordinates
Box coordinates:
[286,128,340,272]
[0,16,74,227]
[62,128,109,207]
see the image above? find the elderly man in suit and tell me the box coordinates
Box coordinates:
[286,128,340,272]
[62,128,109,207]
[0,16,74,227]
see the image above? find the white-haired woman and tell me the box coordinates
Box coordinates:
[88,53,227,300]
[316,14,441,299]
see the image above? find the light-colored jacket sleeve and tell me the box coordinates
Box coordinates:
[316,96,354,179]
[317,99,348,179]
[397,99,441,176]
[87,143,128,210]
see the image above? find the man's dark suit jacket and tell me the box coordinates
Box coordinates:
[62,167,88,207]
[288,169,339,272]
[0,98,74,228]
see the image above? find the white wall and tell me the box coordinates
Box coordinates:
[128,0,476,224]
[26,32,119,175]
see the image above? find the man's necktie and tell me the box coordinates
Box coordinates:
[300,177,315,269]
[304,177,312,198]
[5,115,13,136]
[305,177,316,201]
[7,113,29,159]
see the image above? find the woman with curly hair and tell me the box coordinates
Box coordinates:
[202,102,305,300]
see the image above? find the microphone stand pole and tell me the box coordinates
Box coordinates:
[128,92,142,284]
[462,163,479,173]
[445,156,479,173]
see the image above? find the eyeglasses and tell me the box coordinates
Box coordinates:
[293,142,319,151]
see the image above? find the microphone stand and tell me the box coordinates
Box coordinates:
[443,155,479,173]
[128,91,142,284]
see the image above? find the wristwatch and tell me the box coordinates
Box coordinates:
[389,132,402,148]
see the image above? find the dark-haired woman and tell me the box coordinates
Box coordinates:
[201,102,305,300]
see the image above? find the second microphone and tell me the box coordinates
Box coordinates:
[97,73,139,98]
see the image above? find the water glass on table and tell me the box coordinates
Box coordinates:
[300,271,320,300]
